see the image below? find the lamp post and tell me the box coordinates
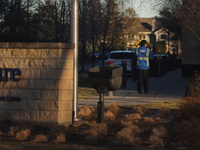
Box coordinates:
[71,0,80,122]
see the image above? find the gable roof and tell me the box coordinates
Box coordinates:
[136,18,166,33]
[138,18,153,32]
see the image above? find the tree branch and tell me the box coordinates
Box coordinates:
[186,24,200,41]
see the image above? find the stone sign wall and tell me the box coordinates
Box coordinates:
[0,42,74,125]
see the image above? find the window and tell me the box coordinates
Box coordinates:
[139,34,142,40]
[139,34,145,40]
[161,34,167,39]
[110,53,134,59]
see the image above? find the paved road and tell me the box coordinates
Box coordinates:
[78,68,189,106]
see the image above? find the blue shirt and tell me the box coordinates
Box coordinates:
[133,46,154,70]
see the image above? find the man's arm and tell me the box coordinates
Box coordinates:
[149,50,154,59]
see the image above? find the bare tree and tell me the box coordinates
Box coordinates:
[122,8,140,49]
[182,0,200,42]
[87,0,102,67]
[156,0,200,43]
[100,0,125,66]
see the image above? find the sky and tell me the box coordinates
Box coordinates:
[128,0,163,18]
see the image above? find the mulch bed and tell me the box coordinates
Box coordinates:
[0,104,188,149]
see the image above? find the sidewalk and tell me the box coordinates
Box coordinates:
[78,68,189,106]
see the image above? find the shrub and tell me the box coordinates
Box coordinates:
[177,117,200,149]
[154,41,167,54]
[185,71,200,97]
[178,97,200,120]
[15,129,31,141]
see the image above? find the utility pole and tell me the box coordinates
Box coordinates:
[27,0,29,41]
[71,0,80,122]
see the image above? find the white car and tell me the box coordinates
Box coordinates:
[106,50,135,72]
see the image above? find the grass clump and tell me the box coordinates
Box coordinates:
[143,117,155,125]
[134,104,147,115]
[117,125,141,146]
[33,134,48,142]
[125,113,142,123]
[9,126,20,137]
[106,103,121,115]
[104,111,116,123]
[149,126,166,148]
[56,133,66,143]
[82,123,107,143]
[15,129,31,141]
[78,104,95,119]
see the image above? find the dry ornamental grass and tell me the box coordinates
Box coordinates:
[1,93,199,150]
[106,103,121,115]
[149,126,166,148]
[78,104,95,118]
[134,104,147,115]
[143,117,155,125]
[15,129,31,141]
[33,134,48,142]
[125,113,142,123]
[56,133,66,143]
[117,125,141,146]
[103,111,116,123]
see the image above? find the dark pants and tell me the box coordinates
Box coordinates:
[136,69,149,93]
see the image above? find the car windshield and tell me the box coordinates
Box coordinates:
[110,53,134,59]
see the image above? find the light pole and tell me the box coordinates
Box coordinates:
[71,0,80,122]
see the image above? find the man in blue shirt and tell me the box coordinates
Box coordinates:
[133,40,154,94]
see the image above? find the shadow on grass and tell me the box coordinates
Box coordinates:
[78,77,98,100]
[0,140,168,150]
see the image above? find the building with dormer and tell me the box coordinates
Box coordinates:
[126,18,179,54]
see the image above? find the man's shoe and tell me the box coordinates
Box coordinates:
[144,91,149,94]
[138,91,142,94]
